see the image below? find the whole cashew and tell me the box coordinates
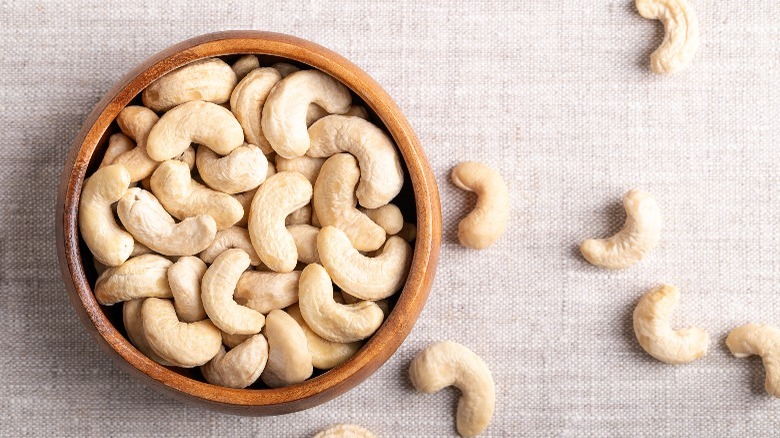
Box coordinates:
[142,58,237,112]
[248,171,313,272]
[307,115,404,209]
[275,155,326,186]
[633,284,709,364]
[141,298,222,368]
[114,106,160,182]
[79,164,134,266]
[581,188,662,269]
[359,203,404,235]
[285,204,312,226]
[313,153,386,251]
[298,263,384,343]
[221,331,252,349]
[150,160,243,230]
[99,133,134,168]
[313,424,376,438]
[287,303,361,370]
[636,0,699,75]
[727,324,780,397]
[196,142,267,194]
[199,226,262,266]
[167,256,208,323]
[409,341,495,437]
[288,224,320,264]
[229,67,282,154]
[231,55,260,81]
[201,249,265,335]
[396,222,417,243]
[123,299,173,366]
[451,162,509,250]
[235,270,301,314]
[318,226,412,300]
[260,309,314,388]
[146,100,244,161]
[117,187,217,256]
[94,254,172,305]
[261,70,352,158]
[201,334,268,389]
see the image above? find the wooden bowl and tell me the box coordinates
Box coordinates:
[55,31,441,415]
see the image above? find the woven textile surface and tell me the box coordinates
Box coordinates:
[2,0,780,436]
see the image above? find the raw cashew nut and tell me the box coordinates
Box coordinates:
[451,162,509,250]
[199,226,262,266]
[229,67,282,154]
[196,142,268,194]
[261,70,352,158]
[409,341,495,437]
[307,115,404,208]
[359,203,404,235]
[146,100,244,161]
[633,284,709,364]
[167,256,208,323]
[123,299,173,366]
[94,254,172,305]
[727,324,780,397]
[636,0,699,75]
[235,270,301,314]
[581,188,662,269]
[201,334,268,389]
[318,226,412,300]
[141,298,222,368]
[142,58,237,112]
[313,424,376,438]
[99,133,135,168]
[298,263,384,343]
[287,304,361,370]
[286,204,312,226]
[248,171,313,272]
[276,155,326,185]
[260,309,313,388]
[114,106,160,182]
[79,164,134,266]
[313,153,386,251]
[150,160,243,230]
[201,249,265,335]
[288,224,320,264]
[231,55,260,81]
[117,188,217,256]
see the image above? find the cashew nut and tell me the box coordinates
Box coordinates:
[221,332,253,349]
[261,70,352,158]
[318,226,412,300]
[123,299,173,366]
[359,203,404,235]
[146,100,244,161]
[248,171,313,272]
[298,263,384,343]
[79,164,134,266]
[409,341,495,437]
[288,224,320,264]
[117,187,217,256]
[260,309,313,388]
[451,162,509,250]
[142,58,237,112]
[141,298,222,367]
[94,254,172,305]
[229,67,282,154]
[167,256,208,323]
[231,54,260,81]
[581,188,662,269]
[199,226,262,266]
[201,249,265,335]
[150,160,243,230]
[201,334,268,389]
[286,204,312,226]
[235,270,301,314]
[727,324,780,397]
[196,142,267,194]
[99,133,134,168]
[307,115,404,209]
[633,284,709,364]
[313,153,386,251]
[287,303,361,370]
[114,106,160,182]
[275,155,326,186]
[313,424,376,438]
[636,0,699,75]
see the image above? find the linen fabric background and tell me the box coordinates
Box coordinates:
[2,0,780,436]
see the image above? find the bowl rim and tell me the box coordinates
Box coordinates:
[55,30,441,415]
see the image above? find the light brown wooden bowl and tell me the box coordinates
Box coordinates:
[55,31,441,415]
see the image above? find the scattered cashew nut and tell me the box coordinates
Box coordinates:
[201,334,268,389]
[229,67,282,154]
[260,309,313,388]
[451,162,509,250]
[727,324,780,397]
[167,256,208,323]
[141,298,222,367]
[196,142,268,194]
[636,0,699,75]
[199,226,262,266]
[287,303,361,370]
[142,58,237,112]
[94,254,172,305]
[201,249,265,335]
[235,270,302,314]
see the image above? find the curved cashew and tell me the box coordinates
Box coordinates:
[727,324,780,397]
[286,204,312,226]
[229,67,282,154]
[275,155,326,186]
[318,226,412,300]
[409,341,495,437]
[201,249,265,335]
[141,298,222,368]
[260,309,313,388]
[451,162,509,250]
[114,106,160,182]
[201,334,268,389]
[313,424,376,438]
[248,171,313,272]
[99,133,134,168]
[231,54,260,81]
[117,187,217,256]
[299,263,384,343]
[313,153,386,251]
[288,224,320,264]
[581,188,662,269]
[307,115,404,208]
[146,100,244,161]
[167,256,207,323]
[221,331,252,349]
[287,303,361,370]
[396,222,417,243]
[150,160,243,230]
[199,226,262,266]
[196,143,267,194]
[79,164,134,266]
[123,299,173,366]
[142,58,237,112]
[636,0,699,75]
[359,203,404,235]
[261,70,352,158]
[633,284,709,364]
[235,270,301,314]
[94,254,172,305]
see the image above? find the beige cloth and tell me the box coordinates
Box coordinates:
[2,0,780,436]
